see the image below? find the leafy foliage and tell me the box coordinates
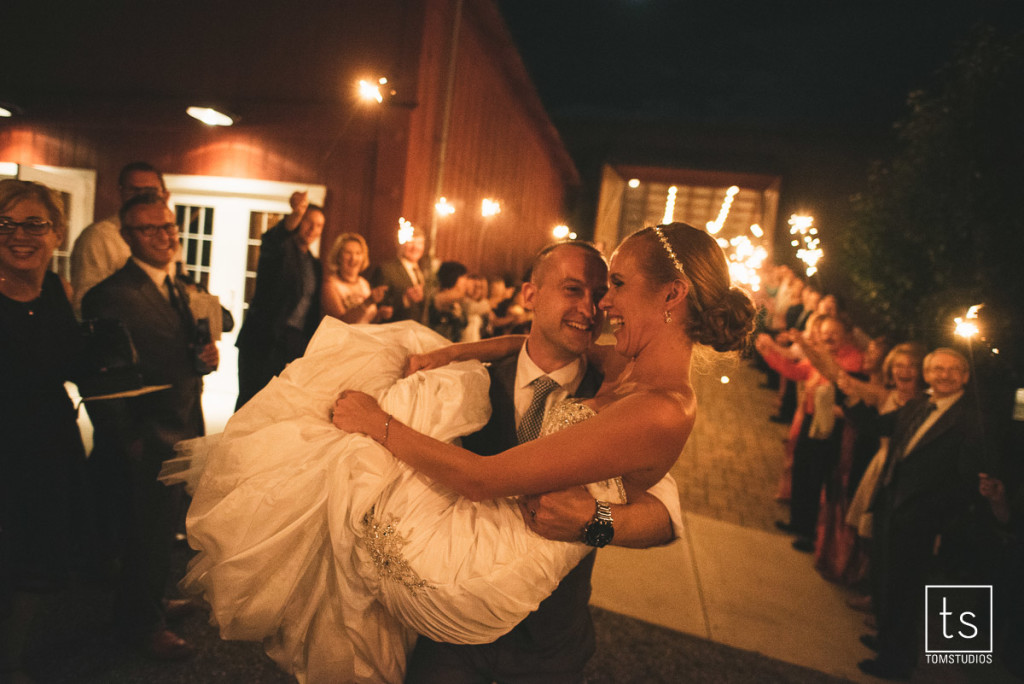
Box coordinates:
[840,25,1024,366]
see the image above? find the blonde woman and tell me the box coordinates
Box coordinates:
[322,233,391,324]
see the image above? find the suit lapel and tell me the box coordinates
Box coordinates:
[123,261,185,330]
[905,396,964,457]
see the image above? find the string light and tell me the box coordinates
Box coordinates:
[481,198,501,217]
[358,77,388,104]
[186,106,234,126]
[662,186,677,224]
[553,225,570,239]
[706,186,739,235]
[435,197,455,216]
[628,178,641,188]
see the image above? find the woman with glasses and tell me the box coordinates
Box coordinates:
[0,179,90,682]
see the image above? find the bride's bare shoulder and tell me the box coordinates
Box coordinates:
[599,384,695,431]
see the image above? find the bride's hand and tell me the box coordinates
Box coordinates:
[332,390,388,437]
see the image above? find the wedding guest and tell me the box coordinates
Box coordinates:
[82,194,218,661]
[814,336,890,585]
[859,348,990,679]
[428,261,469,342]
[0,180,89,682]
[459,274,492,342]
[321,233,391,324]
[760,315,863,552]
[234,191,323,408]
[70,161,167,315]
[491,282,532,335]
[370,226,434,324]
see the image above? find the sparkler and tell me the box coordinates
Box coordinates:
[788,214,822,276]
[397,217,416,245]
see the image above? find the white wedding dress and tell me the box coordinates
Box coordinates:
[177,319,624,683]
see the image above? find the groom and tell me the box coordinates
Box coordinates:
[404,241,684,683]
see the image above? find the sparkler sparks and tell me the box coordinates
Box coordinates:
[788,214,823,276]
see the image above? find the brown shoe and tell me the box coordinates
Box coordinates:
[163,598,200,621]
[141,629,195,661]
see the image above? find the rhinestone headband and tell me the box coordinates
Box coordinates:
[653,225,686,278]
[652,225,704,313]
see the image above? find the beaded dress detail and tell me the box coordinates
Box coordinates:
[541,399,627,504]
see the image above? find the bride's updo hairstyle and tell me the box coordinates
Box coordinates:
[623,222,756,352]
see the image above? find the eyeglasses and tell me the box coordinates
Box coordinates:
[0,218,54,236]
[125,222,179,237]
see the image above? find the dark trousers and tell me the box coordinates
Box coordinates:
[871,496,933,669]
[789,417,841,538]
[235,327,308,409]
[92,439,183,638]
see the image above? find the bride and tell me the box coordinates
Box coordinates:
[181,223,755,683]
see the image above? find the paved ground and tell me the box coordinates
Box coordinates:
[673,352,791,532]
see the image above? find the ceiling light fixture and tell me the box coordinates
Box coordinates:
[186,106,235,126]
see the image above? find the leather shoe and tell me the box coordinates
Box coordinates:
[792,537,814,553]
[141,629,195,661]
[859,633,880,652]
[857,657,911,680]
[163,598,200,621]
[774,520,797,534]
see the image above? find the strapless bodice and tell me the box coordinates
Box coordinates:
[540,399,626,504]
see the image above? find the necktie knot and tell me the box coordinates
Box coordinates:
[517,376,560,444]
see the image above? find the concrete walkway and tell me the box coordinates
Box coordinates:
[589,358,875,682]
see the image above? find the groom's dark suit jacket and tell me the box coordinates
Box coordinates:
[406,354,604,681]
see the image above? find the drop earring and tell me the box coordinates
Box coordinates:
[664,310,672,323]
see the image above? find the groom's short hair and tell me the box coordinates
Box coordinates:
[530,241,607,288]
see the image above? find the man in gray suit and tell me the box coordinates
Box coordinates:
[405,241,683,683]
[83,194,218,661]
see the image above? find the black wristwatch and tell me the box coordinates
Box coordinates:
[582,500,615,547]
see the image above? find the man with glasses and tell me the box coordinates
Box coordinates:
[81,194,217,661]
[70,161,168,315]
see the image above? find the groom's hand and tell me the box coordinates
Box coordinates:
[519,487,593,542]
[404,348,453,376]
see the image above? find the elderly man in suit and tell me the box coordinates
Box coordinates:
[859,347,989,680]
[404,241,684,684]
[234,191,324,408]
[82,194,218,660]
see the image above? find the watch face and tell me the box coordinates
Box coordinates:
[585,520,614,547]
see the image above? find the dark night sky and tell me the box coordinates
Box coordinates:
[497,0,1024,135]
